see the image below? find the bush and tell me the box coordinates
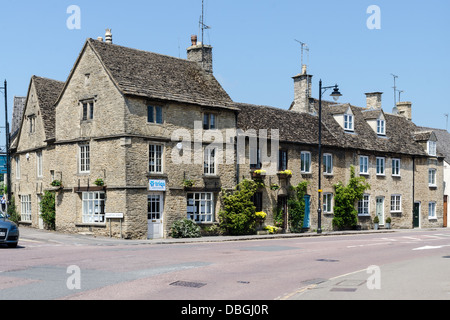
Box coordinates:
[219,179,260,235]
[40,191,56,230]
[7,196,20,224]
[169,218,201,238]
[287,181,309,232]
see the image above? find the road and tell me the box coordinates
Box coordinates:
[1,227,450,301]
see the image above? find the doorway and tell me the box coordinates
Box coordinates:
[37,194,44,230]
[376,197,385,226]
[148,193,164,239]
[413,202,420,228]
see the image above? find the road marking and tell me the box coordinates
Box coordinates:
[413,245,450,251]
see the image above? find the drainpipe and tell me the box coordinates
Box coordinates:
[412,156,415,228]
[235,111,239,186]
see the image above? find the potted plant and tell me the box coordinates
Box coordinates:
[385,217,391,229]
[251,169,266,179]
[50,180,62,188]
[373,216,379,230]
[277,169,293,179]
[94,178,104,187]
[270,183,280,191]
[183,179,195,188]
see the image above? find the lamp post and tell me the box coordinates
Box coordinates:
[317,80,342,234]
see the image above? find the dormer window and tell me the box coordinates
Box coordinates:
[344,113,354,131]
[428,140,437,156]
[377,119,385,135]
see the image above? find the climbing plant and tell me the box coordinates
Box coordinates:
[332,166,371,230]
[40,191,56,230]
[287,181,309,233]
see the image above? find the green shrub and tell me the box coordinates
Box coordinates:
[169,218,201,238]
[7,196,20,224]
[287,181,309,233]
[40,191,56,230]
[219,179,260,235]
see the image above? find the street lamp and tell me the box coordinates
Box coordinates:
[317,80,342,234]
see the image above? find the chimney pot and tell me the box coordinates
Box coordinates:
[105,29,112,44]
[191,35,198,46]
[97,37,103,42]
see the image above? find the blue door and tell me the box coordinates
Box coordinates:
[303,195,311,229]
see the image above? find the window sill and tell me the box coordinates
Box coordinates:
[75,223,106,228]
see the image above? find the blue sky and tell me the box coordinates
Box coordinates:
[0,0,449,144]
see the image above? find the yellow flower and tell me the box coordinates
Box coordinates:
[279,170,292,176]
[254,169,266,175]
[264,225,279,234]
[255,211,267,219]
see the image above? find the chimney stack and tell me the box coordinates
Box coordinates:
[187,35,213,74]
[365,92,383,110]
[105,29,112,44]
[290,66,313,113]
[396,101,412,121]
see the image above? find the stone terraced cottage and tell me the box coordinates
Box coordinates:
[10,32,446,239]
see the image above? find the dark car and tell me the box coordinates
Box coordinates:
[0,213,19,248]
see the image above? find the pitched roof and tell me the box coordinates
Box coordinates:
[87,39,235,110]
[237,100,431,157]
[418,127,450,160]
[11,96,26,138]
[32,76,65,140]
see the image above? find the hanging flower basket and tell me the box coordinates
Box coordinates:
[277,170,293,179]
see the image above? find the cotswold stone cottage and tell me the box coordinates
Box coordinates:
[10,32,445,239]
[237,67,444,231]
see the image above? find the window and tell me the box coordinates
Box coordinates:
[279,150,288,171]
[392,159,401,176]
[359,156,369,175]
[390,195,402,212]
[15,157,20,179]
[249,145,261,170]
[187,193,214,223]
[79,143,90,173]
[28,116,36,133]
[428,169,437,187]
[323,153,333,175]
[428,141,437,156]
[358,194,370,216]
[82,101,94,121]
[344,114,354,131]
[203,113,217,130]
[376,157,385,175]
[148,194,163,220]
[301,151,311,173]
[84,74,90,86]
[428,202,436,219]
[204,148,216,175]
[377,119,385,135]
[149,144,163,173]
[20,195,32,222]
[148,105,163,124]
[323,193,333,213]
[82,192,105,223]
[37,151,43,178]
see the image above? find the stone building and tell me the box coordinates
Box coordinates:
[237,67,444,231]
[12,34,238,239]
[10,34,445,239]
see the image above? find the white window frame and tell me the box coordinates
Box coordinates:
[428,168,437,187]
[358,194,370,216]
[149,144,163,174]
[359,156,369,175]
[376,157,385,176]
[428,202,436,219]
[344,114,354,131]
[390,195,402,213]
[301,151,311,174]
[82,191,106,224]
[204,147,217,176]
[377,119,385,135]
[392,158,401,177]
[428,141,437,156]
[79,143,90,173]
[323,153,333,175]
[323,193,333,213]
[187,192,214,223]
[37,151,43,178]
[20,195,32,222]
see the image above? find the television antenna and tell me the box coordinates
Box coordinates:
[391,73,398,108]
[445,113,449,131]
[295,39,309,69]
[199,0,211,69]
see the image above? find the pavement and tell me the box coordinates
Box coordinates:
[18,225,399,246]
